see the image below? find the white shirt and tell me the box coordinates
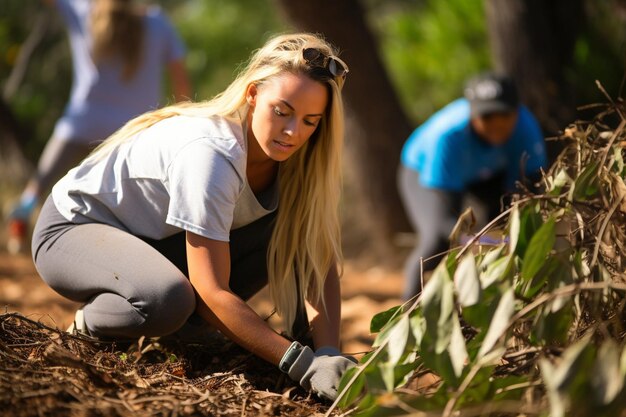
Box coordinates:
[54,0,187,144]
[52,113,278,241]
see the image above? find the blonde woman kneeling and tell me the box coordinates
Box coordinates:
[32,33,354,400]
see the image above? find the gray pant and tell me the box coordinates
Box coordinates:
[32,195,275,339]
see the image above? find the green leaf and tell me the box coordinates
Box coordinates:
[591,340,623,405]
[478,346,507,368]
[456,364,497,405]
[545,334,594,391]
[419,263,465,387]
[379,362,396,392]
[355,393,376,416]
[454,253,481,307]
[515,203,543,259]
[539,358,566,417]
[359,350,376,364]
[532,302,574,346]
[572,250,591,280]
[372,314,402,348]
[480,253,512,288]
[421,263,455,354]
[549,168,573,196]
[521,217,556,281]
[614,145,625,175]
[477,288,515,359]
[539,336,596,417]
[462,317,489,360]
[404,386,449,411]
[363,362,389,393]
[448,312,468,377]
[573,160,599,200]
[409,313,425,346]
[394,361,421,388]
[478,245,505,270]
[370,305,402,333]
[419,346,460,388]
[461,283,501,332]
[491,375,529,401]
[445,250,459,275]
[337,366,365,408]
[386,315,412,365]
[519,255,562,299]
[508,204,520,254]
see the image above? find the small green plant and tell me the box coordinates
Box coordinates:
[332,97,626,417]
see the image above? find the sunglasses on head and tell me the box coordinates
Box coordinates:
[302,47,349,80]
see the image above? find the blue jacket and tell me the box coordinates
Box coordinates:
[401,98,547,192]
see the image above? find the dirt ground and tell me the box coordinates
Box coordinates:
[0,250,404,358]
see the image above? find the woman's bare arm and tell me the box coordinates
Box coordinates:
[185,231,290,365]
[307,263,342,349]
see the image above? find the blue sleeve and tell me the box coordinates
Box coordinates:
[419,133,464,192]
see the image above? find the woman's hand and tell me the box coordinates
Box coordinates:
[281,342,356,400]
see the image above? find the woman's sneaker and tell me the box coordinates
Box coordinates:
[67,307,91,336]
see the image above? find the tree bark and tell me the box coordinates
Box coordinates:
[0,96,32,185]
[484,0,585,139]
[274,0,412,263]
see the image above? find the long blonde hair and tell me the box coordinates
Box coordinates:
[87,33,346,335]
[90,0,144,81]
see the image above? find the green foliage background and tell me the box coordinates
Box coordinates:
[367,0,491,122]
[3,0,624,162]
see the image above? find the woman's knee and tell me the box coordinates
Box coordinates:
[140,277,196,335]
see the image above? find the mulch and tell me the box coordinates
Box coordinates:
[0,313,333,416]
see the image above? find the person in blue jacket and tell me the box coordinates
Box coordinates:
[398,72,547,299]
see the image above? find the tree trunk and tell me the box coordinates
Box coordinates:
[274,0,412,263]
[0,96,32,189]
[484,0,585,139]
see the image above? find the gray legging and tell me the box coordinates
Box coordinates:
[398,165,504,300]
[31,195,275,339]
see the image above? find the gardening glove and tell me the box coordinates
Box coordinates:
[279,342,356,401]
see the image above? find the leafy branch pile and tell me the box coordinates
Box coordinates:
[334,100,626,417]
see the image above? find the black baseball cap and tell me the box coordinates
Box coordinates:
[464,72,519,117]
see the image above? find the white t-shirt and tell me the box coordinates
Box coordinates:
[53,0,187,144]
[52,113,278,241]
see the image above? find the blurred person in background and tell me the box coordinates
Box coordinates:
[31,33,355,401]
[6,0,191,254]
[398,72,547,300]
